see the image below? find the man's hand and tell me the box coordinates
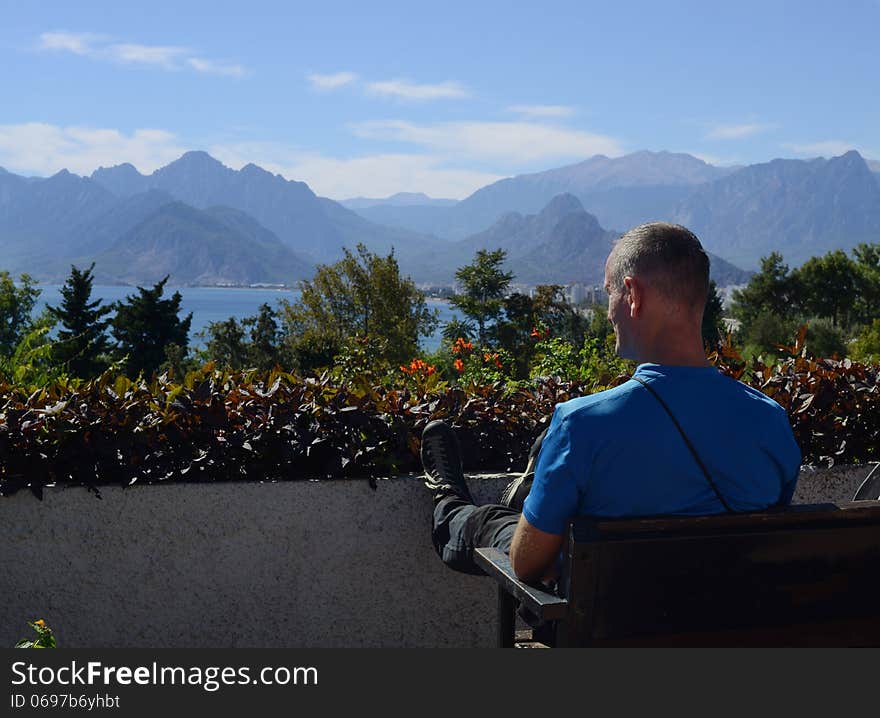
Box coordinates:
[509,513,564,582]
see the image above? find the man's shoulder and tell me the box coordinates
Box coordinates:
[556,380,642,422]
[721,376,789,416]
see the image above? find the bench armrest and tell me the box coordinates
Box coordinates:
[474,547,568,622]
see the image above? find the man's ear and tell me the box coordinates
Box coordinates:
[624,275,642,317]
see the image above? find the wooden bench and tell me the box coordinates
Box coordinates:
[475,500,880,647]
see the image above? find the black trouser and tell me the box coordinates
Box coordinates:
[431,427,547,575]
[431,496,520,575]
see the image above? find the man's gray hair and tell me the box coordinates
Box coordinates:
[608,222,710,308]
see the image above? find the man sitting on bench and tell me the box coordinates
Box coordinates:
[421,222,802,583]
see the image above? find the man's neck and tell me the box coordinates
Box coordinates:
[634,330,710,367]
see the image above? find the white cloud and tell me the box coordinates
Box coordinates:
[187,57,246,77]
[784,140,858,157]
[38,31,102,55]
[706,123,773,140]
[109,43,188,69]
[0,122,186,176]
[352,119,623,165]
[307,71,358,90]
[209,142,502,199]
[690,152,742,167]
[37,31,245,77]
[691,153,723,166]
[366,79,470,101]
[507,105,575,118]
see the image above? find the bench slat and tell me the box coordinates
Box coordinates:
[474,548,568,621]
[572,501,880,542]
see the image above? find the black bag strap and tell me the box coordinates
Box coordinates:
[631,375,734,513]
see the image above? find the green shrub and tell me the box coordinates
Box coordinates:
[851,319,880,364]
[1,327,877,500]
[530,336,633,385]
[15,619,56,648]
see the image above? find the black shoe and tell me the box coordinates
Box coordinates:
[499,427,547,511]
[420,420,473,503]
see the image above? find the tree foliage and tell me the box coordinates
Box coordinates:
[244,303,286,371]
[448,252,601,379]
[0,271,41,356]
[202,317,249,370]
[730,252,798,325]
[731,244,880,358]
[796,250,858,327]
[47,263,113,378]
[450,249,514,345]
[851,319,880,364]
[200,303,288,372]
[280,243,437,373]
[111,276,193,378]
[852,243,880,326]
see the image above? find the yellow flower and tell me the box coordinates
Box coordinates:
[34,619,46,628]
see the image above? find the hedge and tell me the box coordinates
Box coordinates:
[0,350,877,498]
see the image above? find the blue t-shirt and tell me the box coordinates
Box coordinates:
[522,363,802,535]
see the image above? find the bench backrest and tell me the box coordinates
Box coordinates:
[559,501,880,646]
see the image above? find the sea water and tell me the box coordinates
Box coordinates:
[33,285,460,353]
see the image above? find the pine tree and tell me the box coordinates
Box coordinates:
[244,303,285,371]
[450,249,514,346]
[203,317,248,370]
[111,276,193,378]
[47,263,113,378]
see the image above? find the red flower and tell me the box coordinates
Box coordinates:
[454,358,465,373]
[401,358,436,377]
[452,337,473,355]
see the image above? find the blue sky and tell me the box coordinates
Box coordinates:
[1,0,878,198]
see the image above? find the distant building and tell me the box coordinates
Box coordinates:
[563,283,603,306]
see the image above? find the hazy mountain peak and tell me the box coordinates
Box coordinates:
[240,162,273,176]
[537,193,586,222]
[831,149,866,167]
[173,150,226,168]
[341,192,457,209]
[97,161,138,172]
[672,150,880,268]
[517,149,730,192]
[93,162,143,178]
[388,192,437,204]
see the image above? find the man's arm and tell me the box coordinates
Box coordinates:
[509,513,564,582]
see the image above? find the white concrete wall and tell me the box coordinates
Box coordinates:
[0,464,874,648]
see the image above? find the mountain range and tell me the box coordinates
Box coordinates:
[352,151,738,240]
[340,192,456,209]
[396,193,752,288]
[351,150,880,269]
[1,148,878,287]
[0,151,449,285]
[89,151,443,263]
